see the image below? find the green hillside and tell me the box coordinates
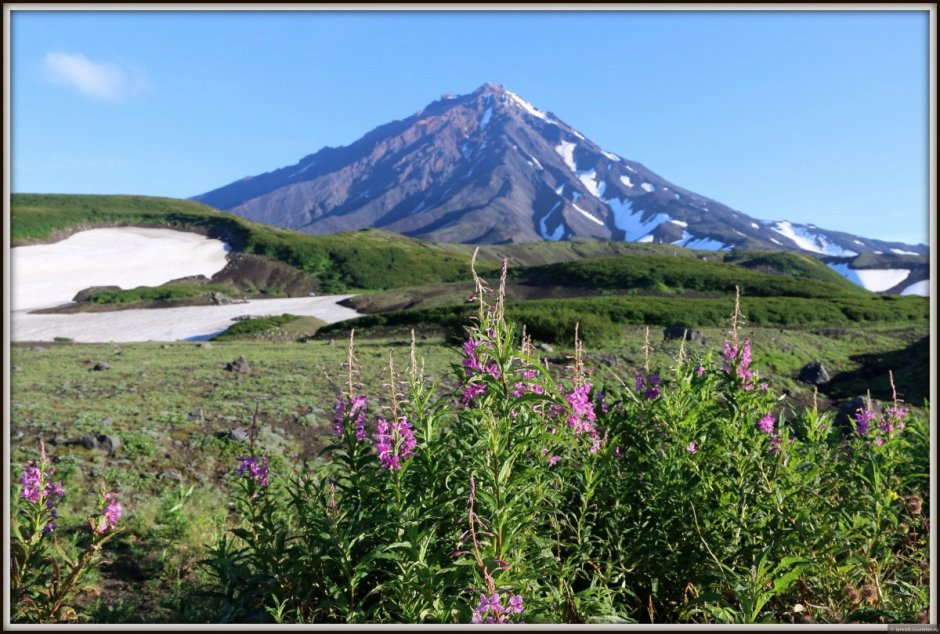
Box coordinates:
[513,251,865,298]
[11,194,496,292]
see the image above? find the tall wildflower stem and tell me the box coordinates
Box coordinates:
[346,329,357,397]
[729,285,743,350]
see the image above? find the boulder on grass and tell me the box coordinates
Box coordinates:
[798,361,831,386]
[224,355,250,373]
[662,326,706,345]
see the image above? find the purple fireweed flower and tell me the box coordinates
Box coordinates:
[614,446,622,458]
[473,591,521,624]
[758,413,776,434]
[462,382,487,406]
[19,463,42,504]
[478,592,503,614]
[237,456,269,487]
[886,405,908,432]
[463,337,486,376]
[739,339,752,371]
[97,495,123,533]
[513,368,545,398]
[874,437,884,447]
[565,383,597,436]
[723,339,755,390]
[334,394,368,441]
[590,433,603,454]
[548,455,560,466]
[759,382,769,392]
[768,436,782,453]
[19,456,65,535]
[376,416,417,471]
[687,441,697,454]
[694,364,705,377]
[854,409,876,435]
[635,374,662,400]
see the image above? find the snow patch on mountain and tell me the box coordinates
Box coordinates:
[573,203,605,226]
[601,150,620,161]
[538,200,565,241]
[620,175,634,188]
[827,263,911,292]
[670,219,688,227]
[576,169,606,199]
[606,198,671,241]
[641,183,656,193]
[290,161,317,180]
[555,141,578,172]
[900,280,929,297]
[480,106,493,129]
[674,234,728,251]
[771,221,857,256]
[890,248,920,256]
[506,90,550,121]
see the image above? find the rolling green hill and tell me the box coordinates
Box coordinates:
[11,194,496,292]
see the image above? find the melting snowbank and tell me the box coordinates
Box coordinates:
[13,228,232,311]
[12,296,361,343]
[11,227,361,342]
[900,280,930,297]
[826,263,912,293]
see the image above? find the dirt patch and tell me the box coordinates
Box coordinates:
[210,252,318,296]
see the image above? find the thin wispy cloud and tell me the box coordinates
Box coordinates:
[41,52,151,102]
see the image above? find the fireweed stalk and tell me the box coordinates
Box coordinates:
[12,445,124,624]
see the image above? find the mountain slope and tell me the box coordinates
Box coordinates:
[195,83,927,260]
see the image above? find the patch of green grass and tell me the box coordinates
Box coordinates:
[85,283,241,305]
[211,314,329,342]
[321,294,929,344]
[514,252,864,298]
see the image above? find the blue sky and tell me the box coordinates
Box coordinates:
[10,8,931,245]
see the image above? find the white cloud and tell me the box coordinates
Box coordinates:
[42,52,150,102]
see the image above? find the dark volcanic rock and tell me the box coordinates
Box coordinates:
[73,286,121,302]
[73,434,121,454]
[158,469,183,482]
[224,355,251,373]
[228,429,250,442]
[798,361,831,386]
[663,326,706,345]
[92,362,111,371]
[96,435,121,455]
